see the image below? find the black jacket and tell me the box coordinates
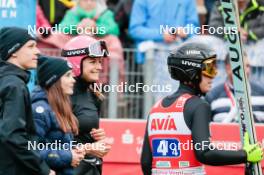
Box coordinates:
[71,78,101,144]
[71,78,102,175]
[0,61,50,175]
[141,84,247,175]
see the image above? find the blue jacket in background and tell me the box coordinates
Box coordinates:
[129,0,199,63]
[31,86,74,175]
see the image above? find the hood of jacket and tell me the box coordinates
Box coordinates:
[31,86,48,104]
[0,61,30,83]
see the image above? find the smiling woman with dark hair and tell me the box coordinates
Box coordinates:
[63,35,112,175]
[31,56,86,175]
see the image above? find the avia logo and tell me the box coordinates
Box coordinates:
[66,49,86,56]
[186,50,200,55]
[151,115,177,131]
[181,60,201,68]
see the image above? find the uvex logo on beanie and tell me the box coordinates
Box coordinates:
[37,56,72,88]
[0,27,35,61]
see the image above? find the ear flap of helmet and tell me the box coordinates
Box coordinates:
[186,69,199,81]
[168,65,196,82]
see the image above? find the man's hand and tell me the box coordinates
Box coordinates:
[163,31,176,43]
[240,28,248,42]
[176,27,187,38]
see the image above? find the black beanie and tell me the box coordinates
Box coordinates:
[37,56,72,88]
[0,27,36,61]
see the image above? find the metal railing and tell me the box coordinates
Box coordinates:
[101,48,147,119]
[40,47,264,119]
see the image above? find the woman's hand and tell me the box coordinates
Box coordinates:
[90,128,106,141]
[84,140,111,158]
[71,148,85,167]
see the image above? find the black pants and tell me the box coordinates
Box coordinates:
[74,161,102,175]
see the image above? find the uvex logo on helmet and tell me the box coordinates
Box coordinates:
[181,60,201,68]
[186,50,201,55]
[65,49,86,56]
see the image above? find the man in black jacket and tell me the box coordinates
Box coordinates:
[0,27,51,175]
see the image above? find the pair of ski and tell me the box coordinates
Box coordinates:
[219,0,262,174]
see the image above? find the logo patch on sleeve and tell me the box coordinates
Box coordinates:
[36,106,44,113]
